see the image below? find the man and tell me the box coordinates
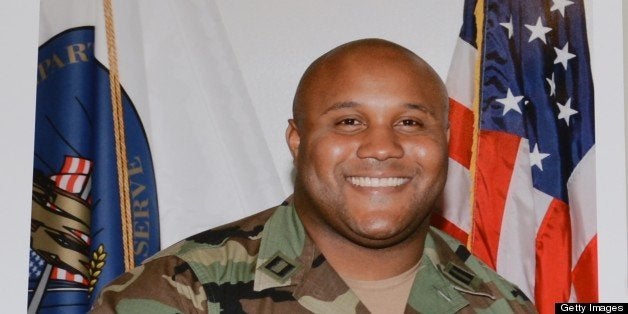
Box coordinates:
[92,39,536,313]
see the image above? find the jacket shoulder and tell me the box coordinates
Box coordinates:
[427,227,537,313]
[149,206,278,286]
[93,206,280,313]
[92,254,209,313]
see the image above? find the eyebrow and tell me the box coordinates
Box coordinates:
[323,101,435,116]
[323,101,360,115]
[404,102,436,116]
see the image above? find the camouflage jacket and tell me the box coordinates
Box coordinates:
[92,201,537,313]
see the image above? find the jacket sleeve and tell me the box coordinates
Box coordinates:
[90,255,209,314]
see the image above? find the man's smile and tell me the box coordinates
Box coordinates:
[346,176,410,188]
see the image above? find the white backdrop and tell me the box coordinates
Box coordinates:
[214,0,464,194]
[0,0,38,311]
[2,0,626,311]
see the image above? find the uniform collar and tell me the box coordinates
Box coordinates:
[253,203,306,291]
[253,203,478,312]
[407,240,470,312]
[253,202,366,312]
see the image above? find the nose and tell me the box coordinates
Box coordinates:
[356,126,404,161]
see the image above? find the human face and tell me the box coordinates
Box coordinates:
[288,52,449,248]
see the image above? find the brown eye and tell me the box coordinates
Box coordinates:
[334,117,365,133]
[394,118,426,133]
[340,118,359,125]
[401,119,423,127]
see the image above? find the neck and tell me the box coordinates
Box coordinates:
[295,201,430,281]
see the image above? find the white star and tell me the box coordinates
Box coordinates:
[496,88,524,115]
[500,15,514,39]
[530,143,550,171]
[556,98,578,126]
[551,0,574,18]
[546,73,556,96]
[554,42,576,70]
[525,17,552,44]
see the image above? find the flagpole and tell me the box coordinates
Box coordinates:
[103,0,135,271]
[27,264,52,314]
[467,0,486,251]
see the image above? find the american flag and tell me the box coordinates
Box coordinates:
[434,0,596,312]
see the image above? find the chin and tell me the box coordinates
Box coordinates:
[343,221,412,249]
[341,207,432,249]
[345,232,409,249]
[356,220,401,237]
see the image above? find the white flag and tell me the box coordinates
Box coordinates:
[30,1,283,312]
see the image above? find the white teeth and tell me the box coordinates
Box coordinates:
[347,177,409,187]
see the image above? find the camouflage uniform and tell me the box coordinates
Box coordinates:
[92,201,537,313]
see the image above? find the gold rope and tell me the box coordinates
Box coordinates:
[103,0,135,270]
[467,0,486,250]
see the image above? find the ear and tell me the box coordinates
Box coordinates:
[286,119,301,160]
[442,116,450,143]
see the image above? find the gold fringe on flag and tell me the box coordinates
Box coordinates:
[467,0,486,250]
[103,0,135,270]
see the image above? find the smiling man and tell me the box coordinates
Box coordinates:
[92,39,536,313]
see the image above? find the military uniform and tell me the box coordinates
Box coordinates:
[92,201,537,313]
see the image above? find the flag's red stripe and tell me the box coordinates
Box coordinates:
[430,214,469,244]
[54,175,63,188]
[50,266,89,285]
[66,175,80,193]
[448,98,474,169]
[61,156,74,173]
[471,130,520,269]
[535,198,571,314]
[78,158,89,174]
[74,158,83,174]
[572,235,598,302]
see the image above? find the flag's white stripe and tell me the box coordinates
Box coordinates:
[445,38,476,110]
[72,175,86,193]
[569,285,577,302]
[56,268,66,279]
[441,158,472,234]
[68,157,80,173]
[58,175,70,190]
[567,145,597,265]
[495,139,547,300]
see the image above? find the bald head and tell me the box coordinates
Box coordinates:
[292,38,449,128]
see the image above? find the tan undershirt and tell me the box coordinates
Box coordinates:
[340,260,420,314]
